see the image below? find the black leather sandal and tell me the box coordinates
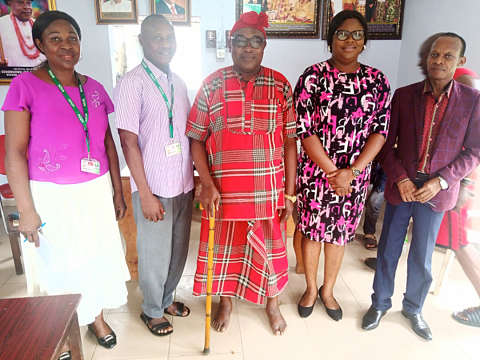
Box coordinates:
[140,312,174,337]
[165,301,191,317]
[87,323,117,349]
[452,307,480,327]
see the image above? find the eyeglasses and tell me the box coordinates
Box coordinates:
[231,35,265,49]
[335,30,365,41]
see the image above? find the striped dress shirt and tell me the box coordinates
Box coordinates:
[114,58,193,197]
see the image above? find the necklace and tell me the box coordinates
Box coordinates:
[11,13,40,60]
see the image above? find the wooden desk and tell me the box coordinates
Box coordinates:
[0,294,83,360]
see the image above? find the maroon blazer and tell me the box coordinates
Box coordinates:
[377,80,480,212]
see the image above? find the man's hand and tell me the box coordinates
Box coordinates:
[19,210,42,247]
[200,183,221,218]
[113,192,127,221]
[454,185,475,211]
[278,198,294,224]
[413,177,442,203]
[0,58,8,67]
[140,193,165,222]
[397,179,418,202]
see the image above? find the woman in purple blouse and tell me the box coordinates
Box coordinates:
[2,11,130,354]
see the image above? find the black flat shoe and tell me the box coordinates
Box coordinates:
[297,292,315,318]
[318,286,343,321]
[401,308,433,341]
[362,305,386,330]
[87,323,117,349]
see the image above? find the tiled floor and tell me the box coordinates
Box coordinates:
[1,206,479,360]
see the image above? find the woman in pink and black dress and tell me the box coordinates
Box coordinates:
[294,10,391,319]
[2,11,129,354]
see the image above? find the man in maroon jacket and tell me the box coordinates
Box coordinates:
[361,33,480,341]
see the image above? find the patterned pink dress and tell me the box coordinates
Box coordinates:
[294,61,391,245]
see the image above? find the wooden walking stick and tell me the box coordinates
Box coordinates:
[203,206,215,355]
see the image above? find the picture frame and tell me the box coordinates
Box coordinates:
[0,0,56,85]
[94,0,139,25]
[322,0,405,40]
[235,0,321,39]
[149,0,191,26]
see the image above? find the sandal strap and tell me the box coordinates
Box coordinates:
[150,320,172,333]
[175,302,185,316]
[465,307,480,326]
[140,312,153,324]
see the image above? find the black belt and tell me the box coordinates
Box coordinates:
[416,172,429,181]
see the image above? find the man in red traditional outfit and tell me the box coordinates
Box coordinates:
[186,11,297,335]
[0,0,44,67]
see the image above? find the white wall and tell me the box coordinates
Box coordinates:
[396,0,480,88]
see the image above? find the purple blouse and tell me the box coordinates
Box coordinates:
[2,72,113,184]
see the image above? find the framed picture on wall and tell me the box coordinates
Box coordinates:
[0,0,56,85]
[323,0,405,40]
[95,0,139,25]
[149,0,191,26]
[235,0,321,39]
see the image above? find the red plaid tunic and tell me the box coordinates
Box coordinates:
[186,66,296,304]
[186,66,296,220]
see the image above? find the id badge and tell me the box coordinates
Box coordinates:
[81,158,100,174]
[165,142,182,157]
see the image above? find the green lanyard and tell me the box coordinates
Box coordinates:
[47,66,91,155]
[141,59,175,139]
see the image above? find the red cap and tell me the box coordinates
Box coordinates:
[231,11,269,38]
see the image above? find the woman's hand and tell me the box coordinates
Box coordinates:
[326,169,355,197]
[19,210,42,247]
[113,192,127,221]
[327,169,355,188]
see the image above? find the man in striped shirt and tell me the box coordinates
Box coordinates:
[186,11,297,335]
[114,14,193,337]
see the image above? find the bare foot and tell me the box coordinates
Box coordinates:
[213,296,232,332]
[298,286,317,308]
[320,287,340,310]
[266,297,287,335]
[165,302,190,317]
[147,316,173,335]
